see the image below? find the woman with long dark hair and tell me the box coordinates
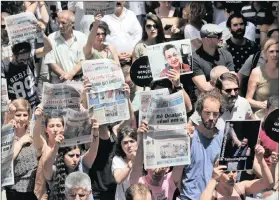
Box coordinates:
[132,12,165,62]
[111,127,138,200]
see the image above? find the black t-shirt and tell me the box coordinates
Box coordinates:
[1,58,40,109]
[225,38,258,72]
[192,46,235,81]
[89,132,117,200]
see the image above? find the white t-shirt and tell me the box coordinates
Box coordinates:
[68,1,84,31]
[80,15,95,36]
[184,24,201,41]
[112,156,131,200]
[129,2,146,16]
[219,20,256,42]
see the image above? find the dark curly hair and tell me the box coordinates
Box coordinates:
[141,13,165,44]
[195,89,225,116]
[111,126,137,159]
[50,145,82,200]
[89,21,111,36]
[183,2,206,25]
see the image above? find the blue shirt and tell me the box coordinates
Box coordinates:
[180,129,223,200]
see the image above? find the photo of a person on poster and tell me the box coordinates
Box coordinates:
[160,44,191,77]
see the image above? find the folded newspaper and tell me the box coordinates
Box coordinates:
[1,78,9,112]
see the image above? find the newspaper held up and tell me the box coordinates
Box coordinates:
[84,1,116,15]
[146,90,187,130]
[1,78,9,112]
[1,124,15,187]
[144,128,190,169]
[4,12,43,44]
[62,108,92,147]
[147,39,193,80]
[219,120,261,171]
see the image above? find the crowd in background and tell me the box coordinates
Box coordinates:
[1,1,279,200]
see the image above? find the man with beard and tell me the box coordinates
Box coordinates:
[223,13,258,73]
[180,89,225,200]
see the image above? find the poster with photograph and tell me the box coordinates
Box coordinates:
[1,78,9,112]
[147,39,193,80]
[219,120,261,171]
[84,1,116,15]
[4,12,43,44]
[144,128,190,169]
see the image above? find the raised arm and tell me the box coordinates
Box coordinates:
[82,118,100,169]
[32,106,47,156]
[24,1,39,13]
[83,14,101,59]
[269,151,279,189]
[230,126,241,147]
[38,1,49,25]
[35,22,53,58]
[43,133,64,181]
[129,120,148,184]
[81,76,91,109]
[243,145,273,195]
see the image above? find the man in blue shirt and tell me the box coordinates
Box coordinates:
[181,89,225,200]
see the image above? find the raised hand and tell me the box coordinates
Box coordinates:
[137,120,149,133]
[167,69,180,87]
[34,105,44,119]
[122,83,130,98]
[255,144,265,162]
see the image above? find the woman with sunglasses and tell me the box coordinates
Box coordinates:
[42,118,100,200]
[83,14,120,65]
[3,99,38,200]
[260,2,278,48]
[200,144,273,200]
[246,39,279,112]
[110,127,138,200]
[132,13,165,62]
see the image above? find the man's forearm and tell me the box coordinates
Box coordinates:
[70,62,82,76]
[49,63,65,76]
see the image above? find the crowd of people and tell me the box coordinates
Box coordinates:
[1,1,279,200]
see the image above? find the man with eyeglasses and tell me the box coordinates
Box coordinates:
[192,24,235,93]
[223,13,258,73]
[181,89,225,200]
[65,171,94,200]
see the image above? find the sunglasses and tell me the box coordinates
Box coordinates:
[272,6,278,11]
[145,24,157,30]
[16,55,30,63]
[223,88,239,94]
[224,170,236,174]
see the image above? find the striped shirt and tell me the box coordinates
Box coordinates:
[241,5,266,45]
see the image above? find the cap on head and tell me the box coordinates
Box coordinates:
[200,24,223,38]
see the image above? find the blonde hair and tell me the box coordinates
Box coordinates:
[11,98,31,118]
[263,39,278,53]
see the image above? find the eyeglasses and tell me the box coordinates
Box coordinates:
[272,6,278,11]
[145,24,157,30]
[96,33,105,36]
[16,55,30,63]
[202,111,220,118]
[223,88,239,94]
[224,170,236,174]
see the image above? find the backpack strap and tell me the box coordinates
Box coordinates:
[251,51,261,71]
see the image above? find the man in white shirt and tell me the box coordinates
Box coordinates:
[102,1,142,63]
[44,10,87,83]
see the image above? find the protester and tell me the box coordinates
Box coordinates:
[1,21,52,109]
[102,1,142,64]
[24,1,49,26]
[65,171,92,200]
[209,66,229,87]
[246,39,279,111]
[181,89,225,200]
[125,183,153,200]
[200,145,273,200]
[129,120,184,200]
[111,127,138,200]
[83,14,119,65]
[44,10,87,83]
[191,24,235,93]
[155,1,180,18]
[4,99,38,200]
[223,13,258,72]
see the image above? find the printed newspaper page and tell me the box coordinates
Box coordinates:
[139,88,169,124]
[144,128,190,169]
[84,1,116,15]
[4,12,43,44]
[63,109,92,147]
[147,39,193,80]
[83,59,129,125]
[1,78,9,112]
[219,120,261,171]
[1,124,15,187]
[146,90,187,130]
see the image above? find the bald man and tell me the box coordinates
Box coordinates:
[209,65,230,87]
[44,10,87,83]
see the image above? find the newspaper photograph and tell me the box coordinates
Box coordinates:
[219,120,261,171]
[1,124,15,187]
[146,90,187,130]
[144,128,190,169]
[84,1,116,15]
[139,88,169,124]
[146,39,193,80]
[1,78,9,112]
[82,59,124,92]
[87,88,129,125]
[4,12,43,44]
[62,109,93,147]
[41,82,82,118]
